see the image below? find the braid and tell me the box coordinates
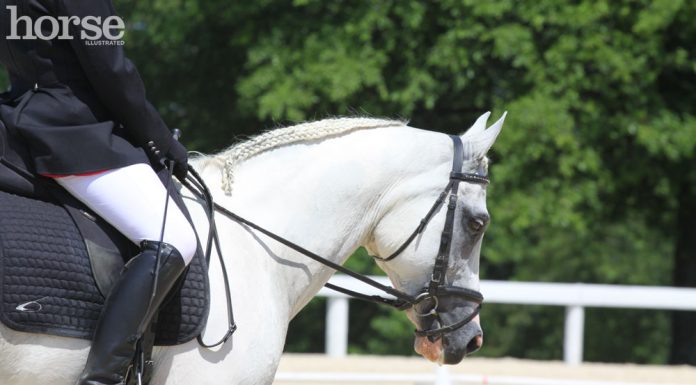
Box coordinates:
[219,118,404,194]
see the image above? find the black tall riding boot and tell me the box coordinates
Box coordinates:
[77,240,187,385]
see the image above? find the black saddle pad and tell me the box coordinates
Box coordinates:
[0,189,210,345]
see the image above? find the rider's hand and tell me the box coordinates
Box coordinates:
[146,138,188,181]
[166,139,189,181]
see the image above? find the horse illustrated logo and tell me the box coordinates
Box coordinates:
[4,5,125,45]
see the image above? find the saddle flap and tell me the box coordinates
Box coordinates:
[60,196,134,297]
[85,239,124,297]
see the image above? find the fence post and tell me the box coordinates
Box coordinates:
[564,305,585,365]
[326,297,349,357]
[434,365,452,385]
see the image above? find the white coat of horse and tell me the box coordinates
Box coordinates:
[0,113,505,384]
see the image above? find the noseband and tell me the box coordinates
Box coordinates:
[183,135,487,346]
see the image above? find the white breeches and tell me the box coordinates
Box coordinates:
[54,163,197,265]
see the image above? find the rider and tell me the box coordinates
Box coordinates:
[0,1,197,384]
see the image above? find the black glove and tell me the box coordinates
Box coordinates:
[146,138,188,181]
[166,139,189,181]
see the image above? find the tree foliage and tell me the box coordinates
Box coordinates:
[2,0,694,364]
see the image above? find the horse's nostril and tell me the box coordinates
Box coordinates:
[466,334,483,354]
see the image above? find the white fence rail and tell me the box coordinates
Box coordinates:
[316,276,696,365]
[275,370,689,385]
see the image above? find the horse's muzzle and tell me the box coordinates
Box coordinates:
[412,299,483,364]
[442,319,483,364]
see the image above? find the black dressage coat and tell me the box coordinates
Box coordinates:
[0,0,176,176]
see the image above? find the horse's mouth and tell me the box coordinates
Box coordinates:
[410,311,483,364]
[414,335,444,363]
[414,331,483,364]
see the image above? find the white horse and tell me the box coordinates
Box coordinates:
[0,112,505,385]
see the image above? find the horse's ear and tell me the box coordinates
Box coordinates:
[462,111,506,157]
[462,111,491,138]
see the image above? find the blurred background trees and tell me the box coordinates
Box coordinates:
[2,0,694,365]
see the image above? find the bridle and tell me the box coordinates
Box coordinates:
[183,135,487,347]
[372,135,486,339]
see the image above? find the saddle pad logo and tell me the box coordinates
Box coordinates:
[15,297,48,313]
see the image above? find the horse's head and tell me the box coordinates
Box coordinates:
[366,112,505,365]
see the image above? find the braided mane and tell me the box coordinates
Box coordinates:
[215,117,406,194]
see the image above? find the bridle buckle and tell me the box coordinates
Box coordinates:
[430,271,442,284]
[413,292,439,318]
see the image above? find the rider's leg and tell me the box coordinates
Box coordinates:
[55,163,197,263]
[53,163,198,385]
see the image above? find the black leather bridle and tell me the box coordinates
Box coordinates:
[371,135,486,339]
[183,135,487,346]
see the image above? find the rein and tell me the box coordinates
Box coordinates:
[183,135,487,346]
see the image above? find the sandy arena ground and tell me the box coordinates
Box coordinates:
[274,354,696,385]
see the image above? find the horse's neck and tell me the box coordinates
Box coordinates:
[196,127,447,318]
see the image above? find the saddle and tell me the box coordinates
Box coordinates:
[0,119,210,346]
